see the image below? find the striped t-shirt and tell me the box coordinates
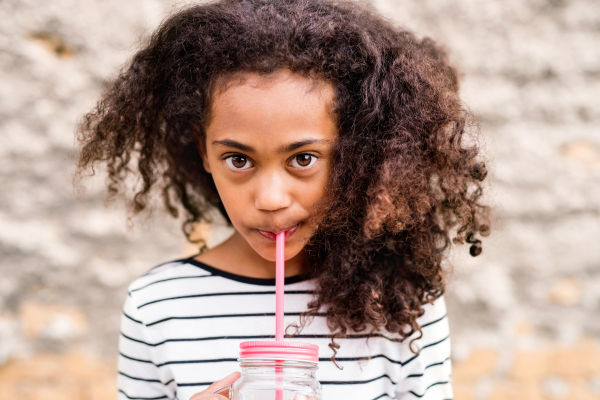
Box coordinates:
[117,257,453,400]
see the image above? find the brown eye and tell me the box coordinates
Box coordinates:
[232,156,246,168]
[225,155,253,170]
[290,154,316,169]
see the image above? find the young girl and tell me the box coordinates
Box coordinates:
[75,0,490,399]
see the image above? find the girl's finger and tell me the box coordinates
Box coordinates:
[293,395,321,400]
[209,371,242,391]
[189,395,229,400]
[190,371,241,399]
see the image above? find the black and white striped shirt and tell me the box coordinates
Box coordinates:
[117,257,453,400]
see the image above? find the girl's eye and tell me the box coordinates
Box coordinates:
[290,154,317,169]
[225,155,253,170]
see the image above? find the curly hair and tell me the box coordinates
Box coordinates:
[75,0,490,363]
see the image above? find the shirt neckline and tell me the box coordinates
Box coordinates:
[183,256,311,286]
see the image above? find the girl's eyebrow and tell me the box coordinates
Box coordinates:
[212,139,330,153]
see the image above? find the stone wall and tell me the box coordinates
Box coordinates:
[1,0,598,399]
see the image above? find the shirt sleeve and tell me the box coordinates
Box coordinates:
[117,292,175,400]
[395,296,453,400]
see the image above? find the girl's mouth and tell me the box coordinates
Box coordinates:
[257,223,300,241]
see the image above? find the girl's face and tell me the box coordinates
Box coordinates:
[201,69,337,262]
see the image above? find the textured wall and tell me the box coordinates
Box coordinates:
[1,0,599,399]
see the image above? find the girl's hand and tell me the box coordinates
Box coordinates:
[293,395,321,400]
[189,374,319,400]
[190,372,241,400]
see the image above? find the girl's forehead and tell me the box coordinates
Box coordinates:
[214,69,330,94]
[206,69,337,137]
[210,70,334,110]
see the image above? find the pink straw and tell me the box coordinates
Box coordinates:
[275,232,285,342]
[275,233,285,400]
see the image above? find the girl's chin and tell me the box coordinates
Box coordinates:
[252,240,304,262]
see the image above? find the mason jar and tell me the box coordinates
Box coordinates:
[228,341,321,400]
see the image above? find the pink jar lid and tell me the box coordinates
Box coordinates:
[239,341,319,363]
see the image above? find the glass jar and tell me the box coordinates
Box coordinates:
[232,359,321,400]
[229,341,321,400]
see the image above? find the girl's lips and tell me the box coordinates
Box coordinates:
[258,223,299,241]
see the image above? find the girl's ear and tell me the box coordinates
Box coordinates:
[197,143,212,174]
[201,151,212,174]
[191,121,212,174]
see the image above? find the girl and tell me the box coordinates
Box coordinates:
[75,0,490,399]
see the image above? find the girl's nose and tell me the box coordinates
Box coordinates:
[254,172,293,212]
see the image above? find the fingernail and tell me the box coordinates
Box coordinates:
[296,395,307,400]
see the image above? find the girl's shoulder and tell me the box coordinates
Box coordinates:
[418,295,448,328]
[126,256,211,293]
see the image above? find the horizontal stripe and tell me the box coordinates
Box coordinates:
[422,335,449,351]
[318,354,403,364]
[124,316,447,347]
[420,314,446,329]
[408,381,450,398]
[119,371,167,384]
[121,332,273,346]
[146,312,327,327]
[157,358,237,367]
[119,352,447,370]
[124,312,143,324]
[119,352,153,364]
[131,275,213,292]
[131,312,442,335]
[167,367,446,388]
[322,373,396,385]
[177,382,212,387]
[146,313,446,331]
[320,335,450,374]
[319,349,445,367]
[372,394,396,400]
[118,389,168,400]
[405,357,451,378]
[141,308,444,335]
[400,335,450,367]
[120,331,407,347]
[138,290,314,309]
[120,334,448,365]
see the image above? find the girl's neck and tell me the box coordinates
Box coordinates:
[194,230,308,279]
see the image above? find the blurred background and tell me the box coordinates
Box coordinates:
[1,0,599,399]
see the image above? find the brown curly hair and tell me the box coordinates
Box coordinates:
[75,0,490,362]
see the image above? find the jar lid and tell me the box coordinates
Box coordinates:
[239,341,319,363]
